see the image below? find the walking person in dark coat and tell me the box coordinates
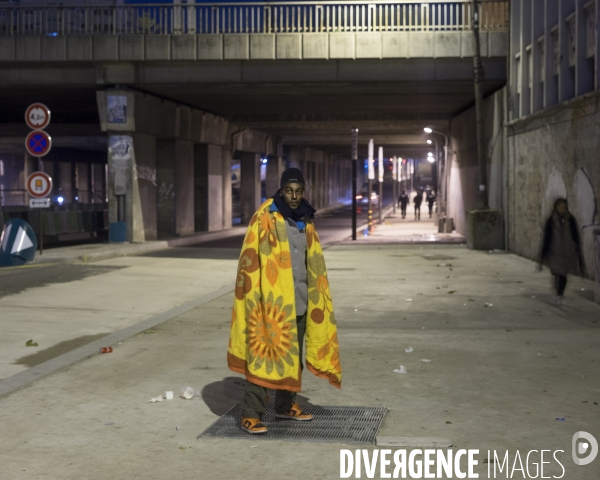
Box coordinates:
[539,198,584,305]
[426,191,436,218]
[413,191,423,220]
[398,190,409,219]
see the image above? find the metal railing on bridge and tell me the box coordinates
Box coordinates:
[0,1,508,36]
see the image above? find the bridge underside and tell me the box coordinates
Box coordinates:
[0,57,505,157]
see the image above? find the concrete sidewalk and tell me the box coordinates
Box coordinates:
[27,203,350,265]
[347,210,465,245]
[1,234,599,479]
[31,226,248,264]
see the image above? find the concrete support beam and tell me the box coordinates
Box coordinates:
[8,31,508,63]
[175,139,195,236]
[132,133,157,241]
[240,152,261,224]
[266,155,283,198]
[156,140,177,237]
[222,147,233,229]
[107,134,145,243]
[193,143,223,232]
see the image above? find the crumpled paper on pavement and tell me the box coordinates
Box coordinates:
[180,386,202,400]
[393,365,407,374]
[149,395,164,403]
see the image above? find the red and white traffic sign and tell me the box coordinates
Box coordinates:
[26,171,53,199]
[25,103,51,130]
[25,130,52,157]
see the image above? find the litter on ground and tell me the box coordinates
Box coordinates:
[393,365,407,374]
[405,347,414,353]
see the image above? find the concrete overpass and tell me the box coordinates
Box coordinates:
[0,1,509,243]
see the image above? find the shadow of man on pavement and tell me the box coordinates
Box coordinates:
[201,377,311,416]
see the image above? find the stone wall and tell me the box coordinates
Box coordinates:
[447,88,506,236]
[506,93,600,279]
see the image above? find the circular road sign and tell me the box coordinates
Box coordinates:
[25,103,51,130]
[25,130,52,157]
[26,171,53,199]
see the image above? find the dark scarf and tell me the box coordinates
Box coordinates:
[272,192,316,223]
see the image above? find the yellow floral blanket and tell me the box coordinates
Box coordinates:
[227,198,341,392]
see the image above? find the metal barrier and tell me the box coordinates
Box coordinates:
[0,1,508,36]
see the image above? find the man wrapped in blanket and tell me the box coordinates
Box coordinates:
[227,168,342,434]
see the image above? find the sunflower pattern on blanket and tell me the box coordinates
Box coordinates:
[227,198,342,392]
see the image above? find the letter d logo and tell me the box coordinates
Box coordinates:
[572,432,598,466]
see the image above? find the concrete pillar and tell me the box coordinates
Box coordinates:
[132,133,157,240]
[266,155,283,197]
[175,139,194,236]
[240,152,260,224]
[156,140,176,238]
[108,134,145,243]
[194,144,223,232]
[222,147,232,229]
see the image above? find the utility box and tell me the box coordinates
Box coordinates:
[109,222,127,243]
[466,209,505,251]
[438,217,454,233]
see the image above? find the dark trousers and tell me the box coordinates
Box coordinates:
[428,204,434,216]
[400,205,407,217]
[414,205,421,219]
[555,275,567,296]
[241,313,306,419]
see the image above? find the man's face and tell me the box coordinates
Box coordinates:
[280,183,305,209]
[556,202,568,216]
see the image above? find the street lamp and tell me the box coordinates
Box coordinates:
[423,127,449,216]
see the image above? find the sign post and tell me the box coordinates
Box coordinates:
[25,103,51,130]
[25,103,52,254]
[26,169,52,256]
[25,130,52,158]
[351,128,358,241]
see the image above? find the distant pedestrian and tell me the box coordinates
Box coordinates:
[398,190,409,219]
[413,192,423,220]
[426,192,436,218]
[539,199,584,305]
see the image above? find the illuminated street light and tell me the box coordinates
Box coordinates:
[427,139,433,145]
[423,126,449,216]
[427,156,435,163]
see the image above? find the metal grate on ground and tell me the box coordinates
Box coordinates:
[198,404,387,445]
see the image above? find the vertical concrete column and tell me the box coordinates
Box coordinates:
[175,139,194,236]
[222,147,233,229]
[206,144,223,231]
[266,155,283,197]
[107,134,146,243]
[132,133,157,240]
[156,140,176,238]
[240,152,260,224]
[194,144,223,232]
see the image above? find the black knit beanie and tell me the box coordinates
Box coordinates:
[280,168,305,188]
